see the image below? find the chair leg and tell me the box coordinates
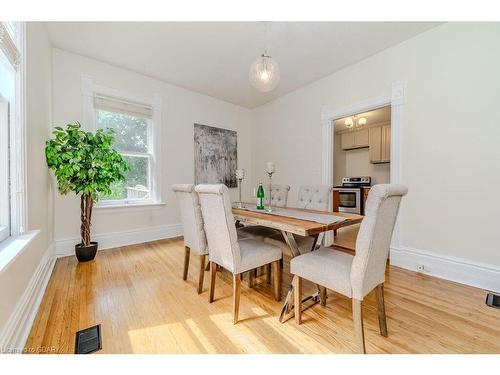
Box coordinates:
[197,255,206,294]
[209,262,216,303]
[233,273,241,324]
[266,264,271,284]
[293,275,302,324]
[248,269,254,288]
[272,260,281,301]
[319,286,327,306]
[375,284,388,337]
[183,246,190,280]
[352,299,366,354]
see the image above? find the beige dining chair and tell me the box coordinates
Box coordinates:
[296,185,331,211]
[241,185,331,250]
[236,184,290,279]
[237,183,291,238]
[290,184,408,353]
[261,185,333,256]
[172,184,208,294]
[195,184,283,324]
[269,184,291,208]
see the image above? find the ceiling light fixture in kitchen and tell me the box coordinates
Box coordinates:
[345,115,367,130]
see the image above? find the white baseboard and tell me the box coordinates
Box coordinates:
[390,245,500,293]
[55,223,183,257]
[0,243,56,352]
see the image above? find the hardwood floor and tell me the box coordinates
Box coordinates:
[26,234,500,354]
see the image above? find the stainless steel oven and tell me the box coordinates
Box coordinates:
[332,177,371,215]
[333,188,362,214]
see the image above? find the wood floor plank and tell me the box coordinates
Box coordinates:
[25,236,500,354]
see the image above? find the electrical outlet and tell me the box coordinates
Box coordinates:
[417,264,425,272]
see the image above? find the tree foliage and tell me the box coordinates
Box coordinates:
[45,123,129,246]
[45,122,129,201]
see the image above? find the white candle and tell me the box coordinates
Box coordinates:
[265,162,275,173]
[235,169,245,179]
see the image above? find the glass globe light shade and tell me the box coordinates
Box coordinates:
[249,54,280,92]
[344,118,354,128]
[358,117,367,126]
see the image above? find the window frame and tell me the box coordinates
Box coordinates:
[81,75,162,208]
[0,98,10,243]
[0,21,27,245]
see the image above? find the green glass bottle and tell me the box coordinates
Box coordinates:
[256,183,265,210]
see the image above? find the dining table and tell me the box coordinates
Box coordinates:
[232,203,363,323]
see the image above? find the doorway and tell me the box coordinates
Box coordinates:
[320,82,405,248]
[331,105,391,248]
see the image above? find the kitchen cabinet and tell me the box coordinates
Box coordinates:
[340,128,369,150]
[369,125,391,163]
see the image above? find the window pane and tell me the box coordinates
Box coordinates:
[96,109,149,153]
[101,155,150,201]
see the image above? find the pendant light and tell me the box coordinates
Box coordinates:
[249,23,280,92]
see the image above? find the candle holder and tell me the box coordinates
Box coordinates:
[266,171,274,212]
[235,169,245,208]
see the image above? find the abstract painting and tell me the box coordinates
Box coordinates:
[194,123,237,188]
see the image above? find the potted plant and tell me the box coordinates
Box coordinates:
[45,123,129,262]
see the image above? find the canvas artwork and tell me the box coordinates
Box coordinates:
[194,123,237,188]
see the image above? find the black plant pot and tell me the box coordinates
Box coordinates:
[75,242,98,262]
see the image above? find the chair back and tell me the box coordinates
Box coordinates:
[350,184,408,299]
[172,184,208,255]
[297,185,331,211]
[195,184,241,273]
[269,184,290,207]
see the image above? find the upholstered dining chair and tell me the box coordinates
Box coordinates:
[172,184,208,294]
[268,184,291,208]
[236,184,290,241]
[260,185,333,256]
[290,184,408,353]
[195,184,283,324]
[297,185,331,211]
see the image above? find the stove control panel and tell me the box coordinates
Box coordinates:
[342,176,371,185]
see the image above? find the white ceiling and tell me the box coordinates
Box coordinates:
[45,22,441,109]
[334,106,391,133]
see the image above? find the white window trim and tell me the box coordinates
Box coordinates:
[11,23,27,235]
[81,75,162,208]
[0,99,10,243]
[0,22,27,245]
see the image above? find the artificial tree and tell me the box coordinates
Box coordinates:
[45,123,129,261]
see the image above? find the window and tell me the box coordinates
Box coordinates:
[95,96,153,204]
[0,22,25,243]
[82,81,162,207]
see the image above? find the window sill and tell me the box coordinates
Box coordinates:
[94,201,166,211]
[0,230,40,273]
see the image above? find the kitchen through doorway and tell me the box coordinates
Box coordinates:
[331,105,392,249]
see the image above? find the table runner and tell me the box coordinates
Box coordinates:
[234,204,348,225]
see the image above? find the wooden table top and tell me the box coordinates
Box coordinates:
[232,204,363,237]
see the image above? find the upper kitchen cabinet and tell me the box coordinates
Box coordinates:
[369,125,391,163]
[340,128,369,150]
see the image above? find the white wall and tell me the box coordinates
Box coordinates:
[252,23,500,274]
[52,49,253,247]
[0,23,53,337]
